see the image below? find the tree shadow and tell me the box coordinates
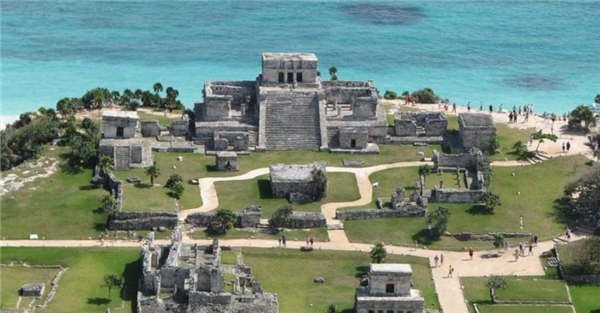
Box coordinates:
[94,221,108,232]
[354,265,369,278]
[87,298,111,305]
[92,207,104,214]
[59,161,83,175]
[205,165,218,172]
[550,197,577,227]
[466,205,494,215]
[121,259,142,312]
[257,179,274,199]
[411,229,438,246]
[79,185,100,191]
[134,183,152,189]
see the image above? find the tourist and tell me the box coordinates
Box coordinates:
[309,236,314,247]
[562,142,566,153]
[278,237,282,247]
[282,235,287,247]
[468,247,474,260]
[514,249,520,262]
[480,102,483,111]
[503,241,509,252]
[524,111,529,122]
[415,239,418,250]
[434,255,439,268]
[452,103,457,113]
[566,141,571,153]
[533,234,538,246]
[440,253,444,266]
[306,236,309,246]
[467,102,471,112]
[448,265,454,278]
[528,244,533,256]
[509,112,513,123]
[514,112,518,123]
[518,106,522,115]
[565,229,571,241]
[499,104,504,112]
[489,105,493,113]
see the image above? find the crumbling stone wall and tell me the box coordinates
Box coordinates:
[108,212,178,230]
[168,120,189,137]
[336,205,426,221]
[429,188,484,203]
[186,206,262,228]
[92,166,123,212]
[393,112,447,137]
[141,120,161,137]
[282,212,326,229]
[432,149,482,171]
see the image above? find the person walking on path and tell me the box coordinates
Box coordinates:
[309,236,314,247]
[452,103,457,113]
[565,228,571,241]
[503,241,508,252]
[562,142,566,153]
[282,235,287,247]
[468,248,474,260]
[440,253,444,266]
[566,141,571,153]
[480,102,483,112]
[434,255,439,268]
[278,237,282,247]
[467,102,471,112]
[489,105,493,113]
[448,265,454,278]
[533,235,538,246]
[528,244,533,256]
[514,249,520,262]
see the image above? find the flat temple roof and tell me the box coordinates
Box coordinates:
[270,163,321,182]
[262,52,317,62]
[370,263,412,275]
[459,113,494,127]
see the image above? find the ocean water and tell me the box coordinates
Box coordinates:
[2,1,600,121]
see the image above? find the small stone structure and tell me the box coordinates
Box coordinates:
[269,162,327,202]
[137,231,278,313]
[141,120,162,137]
[458,113,497,151]
[283,211,327,229]
[394,112,447,137]
[215,151,238,171]
[169,117,190,137]
[92,166,123,212]
[99,111,152,170]
[427,149,486,203]
[20,283,45,297]
[355,264,425,313]
[339,127,368,149]
[336,187,427,221]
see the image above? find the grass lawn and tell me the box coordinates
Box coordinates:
[344,156,592,250]
[137,112,177,126]
[1,164,108,240]
[0,248,140,313]
[461,276,570,303]
[474,304,573,313]
[568,283,600,313]
[189,227,329,242]
[490,123,535,161]
[239,248,440,312]
[1,266,59,310]
[214,172,360,216]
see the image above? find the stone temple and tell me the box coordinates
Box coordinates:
[194,53,387,152]
[137,231,278,313]
[355,264,425,313]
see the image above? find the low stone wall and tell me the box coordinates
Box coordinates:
[141,120,161,137]
[169,120,190,137]
[109,212,178,230]
[445,231,531,241]
[490,287,571,305]
[429,188,484,203]
[92,166,123,212]
[336,206,426,221]
[284,212,326,229]
[1,264,68,310]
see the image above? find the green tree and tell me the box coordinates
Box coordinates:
[99,155,113,170]
[481,157,493,188]
[153,82,163,95]
[418,164,432,187]
[565,167,600,217]
[102,274,124,299]
[145,162,161,186]
[81,87,111,110]
[370,242,387,264]
[485,275,509,294]
[269,205,294,228]
[165,174,183,189]
[327,304,338,313]
[69,136,98,166]
[568,105,597,133]
[531,130,558,152]
[426,207,451,239]
[411,88,439,104]
[595,94,600,105]
[328,66,337,76]
[168,181,185,199]
[383,90,398,100]
[401,91,410,98]
[208,209,236,234]
[493,234,505,253]
[101,195,117,215]
[312,167,328,199]
[481,191,501,212]
[488,137,500,155]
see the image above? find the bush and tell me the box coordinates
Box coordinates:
[269,205,293,228]
[208,209,236,235]
[383,90,398,100]
[568,105,597,133]
[411,88,439,104]
[165,174,183,189]
[168,181,185,200]
[426,207,451,239]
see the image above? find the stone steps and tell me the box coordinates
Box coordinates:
[114,146,131,170]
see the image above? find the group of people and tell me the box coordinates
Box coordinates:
[432,253,445,268]
[305,236,316,247]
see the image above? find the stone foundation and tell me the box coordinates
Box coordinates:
[108,212,178,230]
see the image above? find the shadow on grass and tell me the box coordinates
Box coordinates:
[354,265,369,278]
[87,298,112,305]
[466,205,494,215]
[134,183,152,189]
[79,185,100,191]
[411,229,440,247]
[94,222,108,232]
[122,259,142,312]
[205,165,218,172]
[59,161,83,175]
[550,197,578,227]
[257,179,274,199]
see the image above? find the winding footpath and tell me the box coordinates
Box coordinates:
[0,158,590,313]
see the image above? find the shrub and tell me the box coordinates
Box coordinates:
[168,181,185,200]
[370,242,387,264]
[165,174,183,189]
[269,205,293,228]
[481,191,501,212]
[208,209,236,235]
[383,90,398,100]
[411,88,439,104]
[426,207,451,239]
[568,105,597,133]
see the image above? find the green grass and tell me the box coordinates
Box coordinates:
[240,248,440,312]
[475,305,573,313]
[1,163,108,240]
[568,283,600,313]
[189,227,329,242]
[214,172,360,216]
[1,266,59,310]
[0,248,140,313]
[489,123,535,161]
[344,156,592,250]
[137,112,177,126]
[461,276,570,303]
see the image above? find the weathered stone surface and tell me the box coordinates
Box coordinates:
[20,283,44,297]
[108,212,178,230]
[336,206,426,221]
[168,120,189,137]
[394,112,447,137]
[289,192,313,204]
[269,162,326,200]
[215,151,238,171]
[141,120,161,137]
[186,206,262,228]
[283,212,326,229]
[102,111,138,139]
[458,113,497,151]
[339,127,368,149]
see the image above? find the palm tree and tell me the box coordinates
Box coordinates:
[101,195,117,215]
[328,66,338,81]
[418,164,432,188]
[370,242,387,264]
[145,162,160,186]
[531,130,558,152]
[153,82,163,95]
[134,89,143,101]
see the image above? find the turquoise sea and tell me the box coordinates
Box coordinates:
[2,1,600,121]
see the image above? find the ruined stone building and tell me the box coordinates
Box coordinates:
[458,113,496,151]
[194,53,387,152]
[269,162,327,203]
[392,112,447,145]
[427,149,486,203]
[355,264,425,313]
[138,232,278,313]
[99,111,152,170]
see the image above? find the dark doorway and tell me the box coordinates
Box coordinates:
[225,161,231,170]
[296,72,303,83]
[350,139,357,148]
[116,127,124,138]
[385,283,394,294]
[278,72,285,83]
[287,72,294,83]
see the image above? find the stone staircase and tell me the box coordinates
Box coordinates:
[114,146,131,170]
[264,91,321,150]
